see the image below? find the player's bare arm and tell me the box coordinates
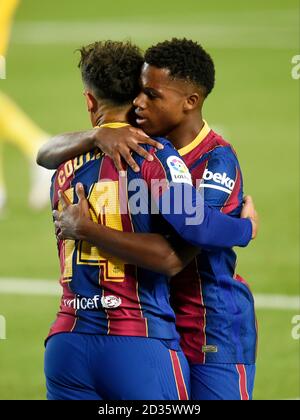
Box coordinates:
[37,129,96,169]
[37,125,163,171]
[53,183,199,277]
[53,183,258,278]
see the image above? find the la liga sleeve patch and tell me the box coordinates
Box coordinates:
[166,156,193,185]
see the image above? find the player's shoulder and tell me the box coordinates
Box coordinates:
[209,130,239,163]
[137,137,193,184]
[136,137,177,166]
[140,136,175,153]
[153,136,174,148]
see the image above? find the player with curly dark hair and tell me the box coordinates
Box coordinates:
[79,41,143,107]
[44,40,196,401]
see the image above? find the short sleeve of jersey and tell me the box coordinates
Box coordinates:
[199,146,242,215]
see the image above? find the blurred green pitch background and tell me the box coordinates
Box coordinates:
[0,0,299,400]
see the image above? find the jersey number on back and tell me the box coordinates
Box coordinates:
[60,181,125,284]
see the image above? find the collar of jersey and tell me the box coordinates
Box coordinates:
[94,122,130,129]
[178,120,211,156]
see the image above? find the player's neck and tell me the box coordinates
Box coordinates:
[94,103,131,126]
[166,113,204,150]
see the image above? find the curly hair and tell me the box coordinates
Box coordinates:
[145,38,215,96]
[78,41,144,106]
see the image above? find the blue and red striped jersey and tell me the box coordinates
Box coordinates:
[47,123,253,346]
[48,149,179,342]
[170,121,257,364]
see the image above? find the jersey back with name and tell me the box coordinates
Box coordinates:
[47,149,179,342]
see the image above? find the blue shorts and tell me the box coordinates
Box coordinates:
[44,333,190,400]
[191,363,256,400]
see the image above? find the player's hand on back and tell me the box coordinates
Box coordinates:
[241,195,259,239]
[94,125,164,173]
[53,183,91,241]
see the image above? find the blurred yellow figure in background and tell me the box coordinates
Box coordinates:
[0,0,52,212]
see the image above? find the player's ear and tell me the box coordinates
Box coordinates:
[84,90,97,113]
[183,92,201,111]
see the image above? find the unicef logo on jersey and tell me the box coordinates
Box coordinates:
[167,156,192,185]
[101,295,122,309]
